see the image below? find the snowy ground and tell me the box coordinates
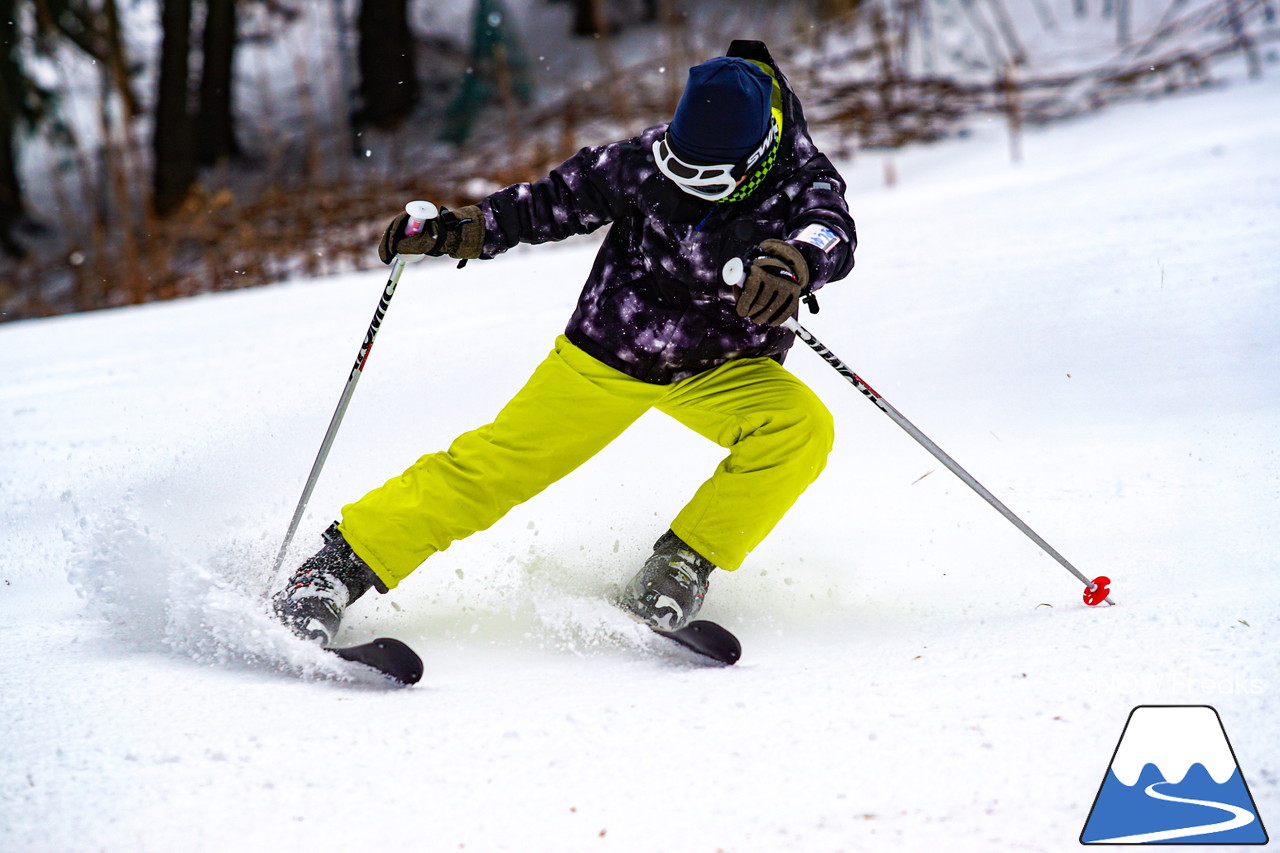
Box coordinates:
[3,60,1278,852]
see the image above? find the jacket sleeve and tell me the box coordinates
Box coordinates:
[475,140,631,257]
[781,154,857,292]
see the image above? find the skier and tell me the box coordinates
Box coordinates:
[272,40,856,647]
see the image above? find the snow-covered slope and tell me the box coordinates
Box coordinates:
[2,62,1277,853]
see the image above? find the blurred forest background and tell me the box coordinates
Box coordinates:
[0,0,1275,321]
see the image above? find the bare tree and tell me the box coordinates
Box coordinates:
[1,0,142,257]
[198,0,241,166]
[153,0,197,215]
[356,0,420,130]
[0,1,31,257]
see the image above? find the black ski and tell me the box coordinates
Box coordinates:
[329,637,423,685]
[325,625,736,679]
[653,620,741,665]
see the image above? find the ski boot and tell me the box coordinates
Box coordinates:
[271,523,384,646]
[620,530,716,632]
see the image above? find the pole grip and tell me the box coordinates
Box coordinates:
[721,254,799,287]
[722,257,746,287]
[403,200,438,237]
[399,200,439,264]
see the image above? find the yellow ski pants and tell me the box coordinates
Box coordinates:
[339,336,834,589]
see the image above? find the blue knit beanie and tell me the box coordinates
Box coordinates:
[667,57,773,165]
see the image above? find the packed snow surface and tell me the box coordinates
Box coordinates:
[2,63,1278,852]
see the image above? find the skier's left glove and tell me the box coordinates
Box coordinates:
[736,238,810,326]
[377,204,485,264]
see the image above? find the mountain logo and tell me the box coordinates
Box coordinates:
[1080,705,1268,845]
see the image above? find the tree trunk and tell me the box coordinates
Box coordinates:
[0,117,25,259]
[356,0,419,130]
[198,0,240,166]
[570,0,600,36]
[0,0,28,257]
[102,0,143,119]
[153,0,196,216]
[1224,0,1262,79]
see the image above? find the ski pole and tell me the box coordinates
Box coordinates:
[272,200,438,575]
[721,257,1114,606]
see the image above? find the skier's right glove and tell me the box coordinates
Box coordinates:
[737,238,811,326]
[377,204,485,264]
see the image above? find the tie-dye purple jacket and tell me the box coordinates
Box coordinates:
[474,42,856,384]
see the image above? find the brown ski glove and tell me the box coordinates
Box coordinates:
[377,204,485,264]
[736,238,811,326]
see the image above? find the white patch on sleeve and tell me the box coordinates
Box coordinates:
[794,223,841,254]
